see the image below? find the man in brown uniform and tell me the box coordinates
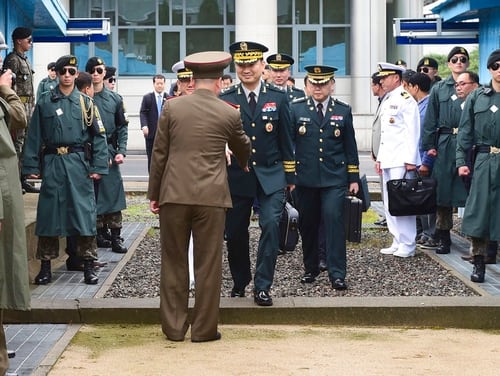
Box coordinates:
[148,51,250,343]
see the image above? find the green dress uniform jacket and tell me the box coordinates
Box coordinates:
[93,88,128,215]
[292,96,360,187]
[421,75,467,207]
[0,86,30,311]
[22,87,108,237]
[36,77,59,100]
[220,82,295,196]
[456,86,500,240]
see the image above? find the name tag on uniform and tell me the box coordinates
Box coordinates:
[491,105,498,113]
[56,108,63,116]
[451,94,458,101]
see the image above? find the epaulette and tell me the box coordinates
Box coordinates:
[291,96,307,104]
[334,97,350,107]
[221,84,238,95]
[291,86,303,93]
[224,100,240,110]
[266,83,285,93]
[400,91,411,99]
[482,86,493,96]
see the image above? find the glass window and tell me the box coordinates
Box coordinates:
[310,0,319,24]
[172,0,183,25]
[278,27,292,56]
[162,32,180,73]
[189,0,223,25]
[278,0,292,24]
[118,0,156,26]
[323,27,350,75]
[158,0,170,25]
[186,28,224,54]
[298,30,316,71]
[296,0,306,24]
[118,29,156,75]
[324,0,349,24]
[226,0,235,24]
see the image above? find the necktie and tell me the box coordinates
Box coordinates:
[157,94,163,115]
[317,103,324,122]
[248,92,257,114]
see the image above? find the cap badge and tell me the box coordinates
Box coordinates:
[276,54,282,61]
[69,57,76,65]
[424,58,429,65]
[314,67,321,74]
[240,42,248,51]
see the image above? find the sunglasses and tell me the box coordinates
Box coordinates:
[450,56,468,64]
[108,77,116,83]
[58,67,77,76]
[489,62,500,71]
[419,67,431,73]
[91,67,104,74]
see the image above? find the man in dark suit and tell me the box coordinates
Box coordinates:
[220,41,295,306]
[148,51,250,342]
[291,66,359,290]
[140,74,167,172]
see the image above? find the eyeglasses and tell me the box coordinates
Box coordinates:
[454,81,474,88]
[450,56,468,64]
[58,67,77,76]
[108,77,116,83]
[91,67,104,74]
[489,62,500,71]
[178,77,192,83]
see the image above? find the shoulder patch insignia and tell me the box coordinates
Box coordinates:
[401,91,411,99]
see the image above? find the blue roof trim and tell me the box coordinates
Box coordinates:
[396,36,479,45]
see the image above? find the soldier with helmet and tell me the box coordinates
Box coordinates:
[291,65,359,290]
[2,27,39,193]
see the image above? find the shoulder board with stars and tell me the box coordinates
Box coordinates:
[401,91,411,99]
[292,96,307,104]
[221,84,238,95]
[266,83,286,93]
[334,97,350,107]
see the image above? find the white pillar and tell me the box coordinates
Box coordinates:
[235,0,277,55]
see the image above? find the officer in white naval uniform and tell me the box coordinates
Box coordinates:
[375,63,421,258]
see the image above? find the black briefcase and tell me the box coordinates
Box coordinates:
[279,200,299,252]
[356,174,371,212]
[344,196,362,243]
[387,170,436,216]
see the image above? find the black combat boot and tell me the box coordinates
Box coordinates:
[470,255,485,283]
[83,260,99,285]
[96,227,112,248]
[22,178,40,193]
[111,228,127,253]
[435,229,451,254]
[34,260,52,285]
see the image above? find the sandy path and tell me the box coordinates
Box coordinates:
[48,325,500,375]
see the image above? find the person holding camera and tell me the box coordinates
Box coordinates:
[22,55,109,286]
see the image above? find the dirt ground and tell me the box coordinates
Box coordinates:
[48,324,500,375]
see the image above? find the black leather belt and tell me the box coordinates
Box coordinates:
[438,127,458,135]
[44,146,84,155]
[476,145,500,154]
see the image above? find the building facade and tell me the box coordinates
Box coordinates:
[2,0,428,151]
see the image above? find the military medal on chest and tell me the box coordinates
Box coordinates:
[265,120,273,132]
[299,124,306,135]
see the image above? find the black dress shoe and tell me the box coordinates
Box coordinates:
[254,290,273,306]
[374,218,387,226]
[461,255,473,262]
[7,350,15,358]
[22,180,40,193]
[331,278,348,290]
[318,260,327,272]
[192,332,222,343]
[230,287,245,297]
[300,272,318,284]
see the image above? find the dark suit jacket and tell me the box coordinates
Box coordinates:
[147,89,251,208]
[139,92,167,140]
[220,82,295,197]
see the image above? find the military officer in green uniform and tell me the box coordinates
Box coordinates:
[266,52,304,101]
[457,49,500,283]
[421,46,469,254]
[22,55,108,285]
[36,61,58,99]
[86,57,128,254]
[291,66,359,290]
[220,41,295,306]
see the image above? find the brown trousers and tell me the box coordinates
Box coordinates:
[159,203,226,342]
[0,310,8,375]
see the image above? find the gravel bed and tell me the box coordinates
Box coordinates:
[106,196,478,298]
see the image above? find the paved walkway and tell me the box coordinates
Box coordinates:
[4,197,500,375]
